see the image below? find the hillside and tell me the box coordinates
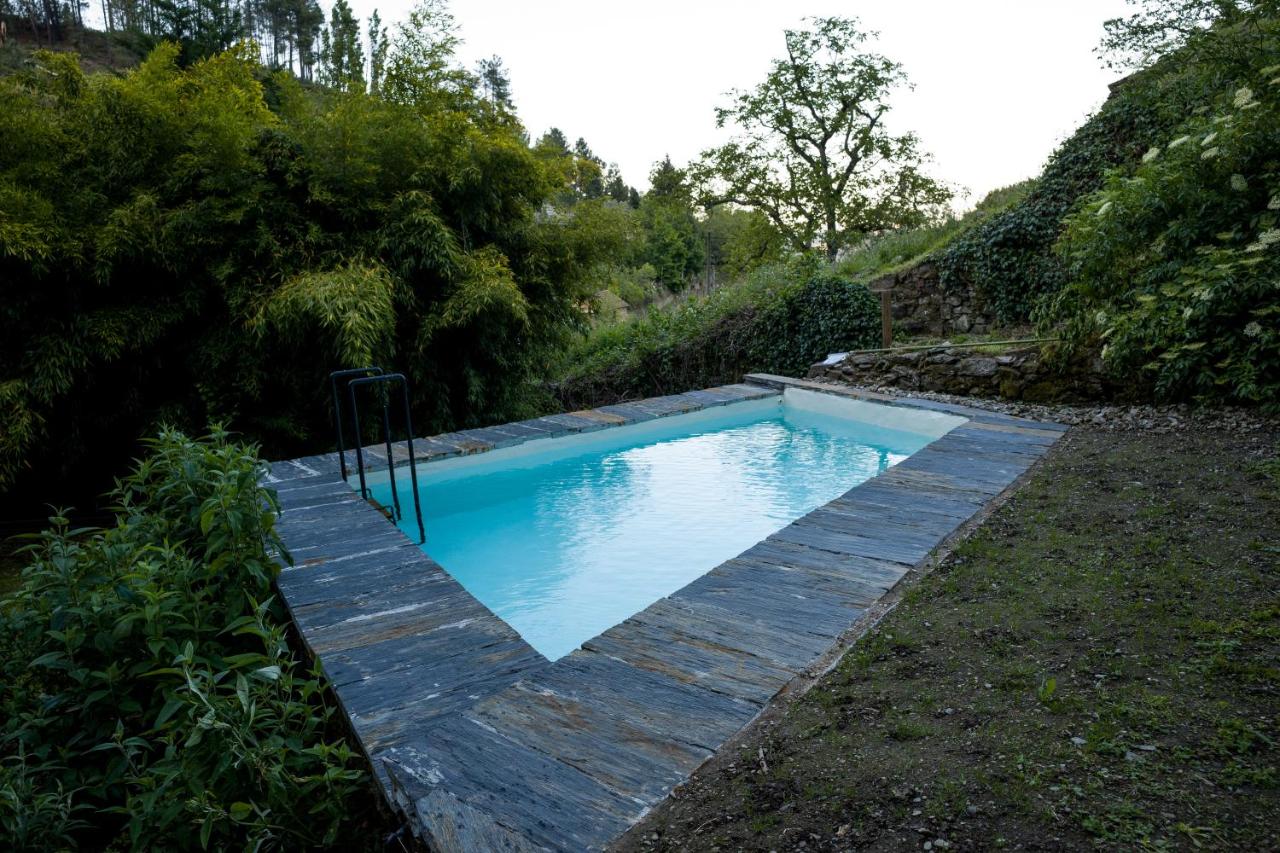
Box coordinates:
[0,19,145,74]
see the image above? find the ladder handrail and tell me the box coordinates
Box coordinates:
[347,373,426,545]
[329,367,383,481]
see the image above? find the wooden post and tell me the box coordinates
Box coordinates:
[879,290,892,349]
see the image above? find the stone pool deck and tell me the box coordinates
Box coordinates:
[265,375,1067,851]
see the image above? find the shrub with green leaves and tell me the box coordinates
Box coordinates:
[554,258,879,408]
[1043,71,1280,408]
[0,428,373,850]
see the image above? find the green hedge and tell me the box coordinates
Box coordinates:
[554,259,879,409]
[0,429,374,850]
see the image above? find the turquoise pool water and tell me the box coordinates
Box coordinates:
[365,391,959,660]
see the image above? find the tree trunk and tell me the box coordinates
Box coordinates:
[824,208,839,262]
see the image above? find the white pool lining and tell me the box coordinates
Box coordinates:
[355,389,967,489]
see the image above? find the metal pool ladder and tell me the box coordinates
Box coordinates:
[329,367,426,544]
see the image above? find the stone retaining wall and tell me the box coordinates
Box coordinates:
[809,345,1122,403]
[871,261,996,337]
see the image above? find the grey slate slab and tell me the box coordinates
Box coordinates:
[517,650,763,750]
[676,566,865,638]
[383,716,643,851]
[595,403,659,423]
[473,681,712,804]
[631,596,837,670]
[582,618,798,705]
[706,556,887,611]
[392,787,543,853]
[410,437,466,460]
[678,388,748,407]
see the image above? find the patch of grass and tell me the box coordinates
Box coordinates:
[619,426,1280,851]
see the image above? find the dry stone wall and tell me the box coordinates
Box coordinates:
[809,345,1126,404]
[871,261,996,337]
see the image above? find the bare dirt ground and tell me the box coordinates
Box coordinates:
[616,417,1279,851]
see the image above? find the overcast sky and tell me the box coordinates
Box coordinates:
[338,0,1134,207]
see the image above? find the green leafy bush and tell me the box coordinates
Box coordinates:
[554,258,879,408]
[1044,71,1280,408]
[753,270,882,375]
[602,263,661,309]
[0,428,373,850]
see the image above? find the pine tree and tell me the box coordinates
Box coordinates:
[648,155,690,202]
[368,9,388,93]
[476,54,512,109]
[573,137,604,199]
[540,127,569,154]
[604,163,632,204]
[320,0,363,86]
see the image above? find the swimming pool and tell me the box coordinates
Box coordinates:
[360,388,965,660]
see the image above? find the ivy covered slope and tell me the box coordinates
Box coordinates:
[0,429,375,851]
[833,180,1035,284]
[1047,71,1280,409]
[938,13,1280,325]
[0,42,604,507]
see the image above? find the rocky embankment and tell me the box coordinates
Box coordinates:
[809,344,1120,403]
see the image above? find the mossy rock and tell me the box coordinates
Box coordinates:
[1021,379,1071,403]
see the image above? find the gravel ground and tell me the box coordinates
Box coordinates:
[812,377,1279,434]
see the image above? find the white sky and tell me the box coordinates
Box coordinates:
[342,0,1134,207]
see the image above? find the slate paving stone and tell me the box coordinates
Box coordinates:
[582,618,798,705]
[633,596,838,670]
[410,437,466,460]
[740,538,910,585]
[679,388,748,407]
[521,650,763,751]
[383,717,643,851]
[540,412,613,432]
[473,681,713,804]
[595,403,659,423]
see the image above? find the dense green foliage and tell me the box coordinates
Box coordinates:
[555,259,879,408]
[551,156,782,311]
[0,428,371,850]
[1045,71,1280,407]
[938,4,1279,325]
[0,38,601,502]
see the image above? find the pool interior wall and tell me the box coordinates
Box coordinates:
[357,388,967,660]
